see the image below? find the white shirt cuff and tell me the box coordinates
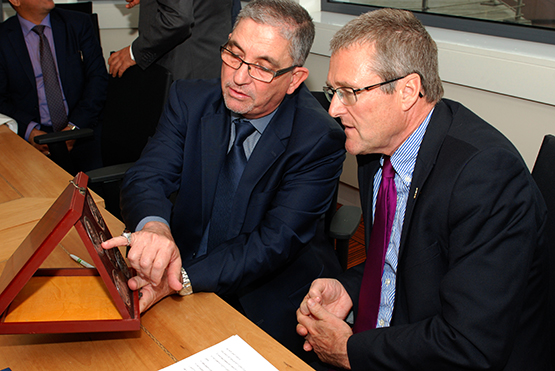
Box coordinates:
[0,113,17,134]
[129,44,135,61]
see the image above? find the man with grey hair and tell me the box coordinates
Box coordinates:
[102,0,345,354]
[297,8,550,370]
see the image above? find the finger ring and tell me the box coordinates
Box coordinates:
[121,229,132,246]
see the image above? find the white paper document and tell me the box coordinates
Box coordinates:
[160,335,279,371]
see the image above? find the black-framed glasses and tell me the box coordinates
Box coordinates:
[220,45,299,83]
[323,75,408,106]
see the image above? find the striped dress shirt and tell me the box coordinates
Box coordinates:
[374,108,434,328]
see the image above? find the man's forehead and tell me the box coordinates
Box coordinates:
[227,19,290,66]
[329,46,375,75]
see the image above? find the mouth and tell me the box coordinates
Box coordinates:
[226,84,251,101]
[342,125,358,138]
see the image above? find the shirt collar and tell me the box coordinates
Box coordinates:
[389,107,435,186]
[231,109,276,135]
[18,13,51,36]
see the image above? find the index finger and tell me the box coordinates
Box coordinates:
[101,236,128,250]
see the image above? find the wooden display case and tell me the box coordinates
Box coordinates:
[0,173,139,334]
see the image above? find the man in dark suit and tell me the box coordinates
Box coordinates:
[107,0,236,80]
[0,0,108,172]
[296,8,550,370]
[102,0,345,355]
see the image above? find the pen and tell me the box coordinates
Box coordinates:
[61,246,95,268]
[69,253,95,268]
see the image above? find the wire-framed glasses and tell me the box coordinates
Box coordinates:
[323,75,408,106]
[220,45,299,83]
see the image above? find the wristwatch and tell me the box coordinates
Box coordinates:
[178,267,193,296]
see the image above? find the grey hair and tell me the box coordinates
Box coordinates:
[330,8,444,103]
[234,0,315,66]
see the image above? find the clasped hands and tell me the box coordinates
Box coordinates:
[296,278,354,370]
[101,221,183,313]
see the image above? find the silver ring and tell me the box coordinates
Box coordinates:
[121,230,132,246]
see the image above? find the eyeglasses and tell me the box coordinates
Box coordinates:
[323,75,408,106]
[220,45,298,83]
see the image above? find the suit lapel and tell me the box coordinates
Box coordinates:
[201,104,231,228]
[6,18,36,87]
[226,96,294,238]
[50,10,69,94]
[357,154,381,250]
[398,101,452,257]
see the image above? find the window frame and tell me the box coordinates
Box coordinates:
[320,0,555,45]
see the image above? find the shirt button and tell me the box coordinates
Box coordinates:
[385,278,391,285]
[379,319,385,327]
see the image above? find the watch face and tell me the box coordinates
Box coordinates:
[179,269,192,295]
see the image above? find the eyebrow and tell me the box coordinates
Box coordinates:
[226,39,282,69]
[325,80,354,88]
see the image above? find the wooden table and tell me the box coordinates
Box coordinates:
[0,125,314,371]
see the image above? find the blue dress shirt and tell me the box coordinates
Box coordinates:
[374,108,434,328]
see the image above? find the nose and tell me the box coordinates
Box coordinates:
[233,62,252,85]
[327,93,345,119]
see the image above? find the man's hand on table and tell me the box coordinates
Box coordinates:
[102,221,184,312]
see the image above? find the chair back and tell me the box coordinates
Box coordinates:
[531,134,555,366]
[100,64,172,167]
[55,2,100,43]
[87,64,171,219]
[55,1,93,13]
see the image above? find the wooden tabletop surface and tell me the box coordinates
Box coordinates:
[0,125,313,371]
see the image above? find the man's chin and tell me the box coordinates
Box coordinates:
[223,96,254,116]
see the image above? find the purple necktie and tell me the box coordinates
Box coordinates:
[32,25,68,132]
[353,156,397,333]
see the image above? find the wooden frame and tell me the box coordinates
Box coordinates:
[0,173,139,334]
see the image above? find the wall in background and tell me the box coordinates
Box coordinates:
[3,0,554,206]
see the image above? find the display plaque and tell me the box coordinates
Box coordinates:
[0,172,140,334]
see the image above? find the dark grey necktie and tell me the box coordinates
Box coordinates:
[32,25,68,132]
[208,119,256,249]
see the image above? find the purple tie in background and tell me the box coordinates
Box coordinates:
[32,25,68,132]
[352,156,397,333]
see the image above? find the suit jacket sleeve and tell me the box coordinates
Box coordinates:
[121,81,346,297]
[132,0,194,70]
[0,45,32,131]
[342,147,546,370]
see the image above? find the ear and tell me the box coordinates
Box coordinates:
[8,0,20,7]
[286,67,309,95]
[400,73,422,111]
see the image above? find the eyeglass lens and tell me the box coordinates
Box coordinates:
[221,47,275,83]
